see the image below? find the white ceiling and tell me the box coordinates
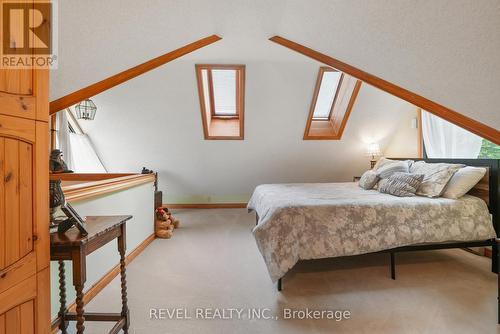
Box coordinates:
[51,0,500,130]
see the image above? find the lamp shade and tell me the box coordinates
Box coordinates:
[366,143,381,157]
[75,99,97,120]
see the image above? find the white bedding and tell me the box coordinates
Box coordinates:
[248,182,496,282]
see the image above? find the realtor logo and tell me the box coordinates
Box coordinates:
[1,1,57,68]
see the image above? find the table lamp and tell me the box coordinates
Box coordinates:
[366,143,381,169]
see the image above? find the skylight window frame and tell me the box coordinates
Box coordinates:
[195,64,245,140]
[304,67,362,140]
[310,67,344,122]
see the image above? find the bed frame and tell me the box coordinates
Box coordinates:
[266,158,500,322]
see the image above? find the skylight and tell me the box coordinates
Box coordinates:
[199,67,239,117]
[312,69,342,120]
[304,67,362,140]
[195,65,245,139]
[212,69,237,116]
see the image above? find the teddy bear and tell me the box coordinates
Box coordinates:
[155,208,169,221]
[155,207,180,238]
[156,229,173,239]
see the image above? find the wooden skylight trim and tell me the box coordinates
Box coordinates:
[304,68,362,140]
[195,64,245,140]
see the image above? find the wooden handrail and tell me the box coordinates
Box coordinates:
[49,35,222,114]
[269,35,500,145]
[50,173,136,182]
[61,174,155,202]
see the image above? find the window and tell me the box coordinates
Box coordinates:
[421,110,500,158]
[54,109,107,172]
[195,65,245,139]
[304,67,362,140]
[478,139,500,159]
[312,70,343,120]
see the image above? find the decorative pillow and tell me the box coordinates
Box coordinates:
[373,157,413,171]
[410,161,464,197]
[376,160,410,179]
[373,157,395,171]
[378,172,425,197]
[441,166,487,199]
[358,170,379,190]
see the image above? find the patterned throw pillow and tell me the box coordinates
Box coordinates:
[410,161,464,197]
[378,172,425,197]
[376,160,410,179]
[358,170,379,190]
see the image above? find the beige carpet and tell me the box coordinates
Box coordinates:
[66,209,499,333]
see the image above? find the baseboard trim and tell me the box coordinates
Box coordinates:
[164,203,247,209]
[51,233,156,333]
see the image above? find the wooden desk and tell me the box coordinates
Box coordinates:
[51,215,133,334]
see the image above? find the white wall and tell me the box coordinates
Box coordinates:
[51,0,500,130]
[73,57,417,203]
[50,183,154,318]
[385,110,420,158]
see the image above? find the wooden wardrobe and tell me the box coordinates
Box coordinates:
[0,0,51,332]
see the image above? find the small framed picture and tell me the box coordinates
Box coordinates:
[60,202,88,236]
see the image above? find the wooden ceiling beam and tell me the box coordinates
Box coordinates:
[269,35,500,145]
[49,34,222,114]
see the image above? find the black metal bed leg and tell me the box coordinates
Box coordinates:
[493,243,498,274]
[277,278,282,292]
[390,252,396,280]
[496,241,500,324]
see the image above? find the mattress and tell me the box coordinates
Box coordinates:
[248,182,496,282]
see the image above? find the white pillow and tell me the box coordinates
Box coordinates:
[441,166,487,199]
[373,157,414,172]
[373,157,396,171]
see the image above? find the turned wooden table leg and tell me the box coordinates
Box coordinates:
[119,224,130,333]
[58,260,68,334]
[72,249,87,334]
[75,283,85,334]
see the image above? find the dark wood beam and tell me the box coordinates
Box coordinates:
[269,35,500,145]
[50,35,222,114]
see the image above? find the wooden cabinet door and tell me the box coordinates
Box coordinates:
[0,275,37,334]
[0,0,49,122]
[0,69,49,122]
[0,116,49,334]
[0,1,50,332]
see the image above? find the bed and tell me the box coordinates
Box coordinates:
[248,158,500,321]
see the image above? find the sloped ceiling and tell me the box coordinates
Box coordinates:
[52,0,500,130]
[71,64,418,203]
[60,18,419,202]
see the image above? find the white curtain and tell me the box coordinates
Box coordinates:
[421,111,483,158]
[68,133,107,173]
[56,110,72,169]
[56,110,106,172]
